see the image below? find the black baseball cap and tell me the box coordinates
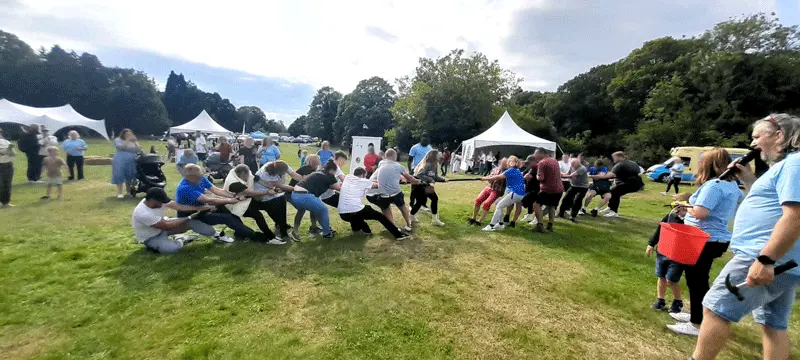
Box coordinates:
[145,187,171,203]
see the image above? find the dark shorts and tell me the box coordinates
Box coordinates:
[655,252,684,283]
[536,192,563,207]
[366,194,381,207]
[589,183,611,196]
[373,192,405,210]
[197,152,208,161]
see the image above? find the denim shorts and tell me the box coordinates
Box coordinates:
[703,254,800,330]
[655,252,684,283]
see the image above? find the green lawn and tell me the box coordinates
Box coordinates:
[1,140,798,359]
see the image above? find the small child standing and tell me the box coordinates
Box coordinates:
[645,192,692,313]
[300,150,308,167]
[42,146,67,200]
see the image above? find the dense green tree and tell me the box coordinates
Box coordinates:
[305,86,342,142]
[0,30,37,66]
[288,115,308,137]
[334,76,395,144]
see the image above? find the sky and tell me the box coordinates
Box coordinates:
[1,0,798,124]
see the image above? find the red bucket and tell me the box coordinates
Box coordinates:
[658,223,710,265]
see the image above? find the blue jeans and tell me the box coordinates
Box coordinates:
[143,219,216,254]
[655,252,684,283]
[704,254,800,330]
[291,192,331,234]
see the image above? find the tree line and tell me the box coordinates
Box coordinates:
[0,31,286,138]
[2,13,799,166]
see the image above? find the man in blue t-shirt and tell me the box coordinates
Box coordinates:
[408,132,432,210]
[174,164,258,242]
[690,114,800,360]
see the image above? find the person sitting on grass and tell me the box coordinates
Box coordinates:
[41,146,67,200]
[131,187,219,254]
[469,157,507,227]
[337,167,411,240]
[177,149,199,177]
[646,192,691,314]
[481,156,526,231]
[174,164,257,243]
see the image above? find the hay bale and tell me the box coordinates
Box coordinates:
[84,156,112,166]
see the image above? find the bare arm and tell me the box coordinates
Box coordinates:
[208,186,235,198]
[759,204,800,261]
[165,201,213,212]
[481,174,505,182]
[686,205,710,220]
[150,218,190,231]
[329,183,342,192]
[287,169,303,182]
[401,172,421,185]
[197,194,239,206]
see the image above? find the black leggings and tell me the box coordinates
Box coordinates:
[665,177,681,194]
[683,242,729,325]
[521,190,539,214]
[410,184,438,215]
[252,197,290,236]
[26,153,42,181]
[67,155,85,180]
[243,203,276,239]
[340,205,404,238]
[559,186,588,217]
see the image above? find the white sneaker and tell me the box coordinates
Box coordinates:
[420,206,431,212]
[564,210,571,217]
[666,322,699,336]
[520,214,534,222]
[660,192,668,196]
[402,226,412,232]
[173,234,198,244]
[266,238,287,245]
[599,208,611,214]
[578,209,586,216]
[603,211,619,218]
[213,232,234,243]
[432,215,445,226]
[288,230,301,242]
[481,224,495,231]
[669,312,691,323]
[529,218,538,225]
[494,224,505,231]
[116,194,125,199]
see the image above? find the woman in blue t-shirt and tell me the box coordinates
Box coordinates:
[257,139,281,166]
[662,157,685,195]
[317,141,334,165]
[666,148,743,336]
[480,156,526,231]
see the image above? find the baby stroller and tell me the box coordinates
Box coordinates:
[204,152,232,183]
[130,153,167,197]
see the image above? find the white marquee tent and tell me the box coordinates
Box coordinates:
[169,110,232,135]
[0,98,110,140]
[459,111,556,171]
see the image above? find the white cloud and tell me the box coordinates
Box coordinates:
[0,0,780,94]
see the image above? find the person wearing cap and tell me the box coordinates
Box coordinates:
[37,125,58,179]
[131,187,218,254]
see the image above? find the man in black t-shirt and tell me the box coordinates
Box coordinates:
[519,155,540,223]
[589,151,643,218]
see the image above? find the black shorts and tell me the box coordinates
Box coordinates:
[589,184,611,196]
[374,192,405,210]
[321,193,339,207]
[536,192,563,207]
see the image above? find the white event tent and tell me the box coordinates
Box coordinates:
[0,98,110,140]
[459,111,556,171]
[169,110,232,135]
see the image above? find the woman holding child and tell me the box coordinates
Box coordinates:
[665,148,743,336]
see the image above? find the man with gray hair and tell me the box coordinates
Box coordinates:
[689,113,800,360]
[373,148,420,231]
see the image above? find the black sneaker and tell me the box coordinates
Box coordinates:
[322,230,336,239]
[651,299,667,311]
[503,215,510,223]
[535,223,545,233]
[308,226,322,235]
[569,217,577,223]
[508,222,516,228]
[474,221,482,227]
[546,223,554,232]
[558,212,566,218]
[669,300,684,313]
[590,209,598,217]
[468,218,476,225]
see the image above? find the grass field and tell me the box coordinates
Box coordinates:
[1,139,798,360]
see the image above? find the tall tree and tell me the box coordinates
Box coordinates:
[287,115,308,136]
[391,49,520,149]
[334,76,396,144]
[305,86,342,142]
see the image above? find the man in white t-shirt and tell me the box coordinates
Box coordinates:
[559,153,572,194]
[338,167,410,240]
[131,187,220,254]
[0,128,15,207]
[194,131,208,162]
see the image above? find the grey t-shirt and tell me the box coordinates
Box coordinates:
[377,160,406,196]
[569,165,589,188]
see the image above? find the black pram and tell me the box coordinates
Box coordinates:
[204,152,232,182]
[131,153,167,196]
